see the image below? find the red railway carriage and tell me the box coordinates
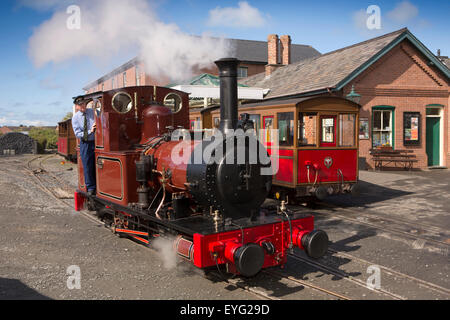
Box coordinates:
[74,58,329,278]
[193,96,361,201]
[57,119,77,162]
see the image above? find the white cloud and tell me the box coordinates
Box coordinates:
[0,117,46,127]
[27,0,232,81]
[207,1,266,28]
[352,9,368,30]
[387,1,419,23]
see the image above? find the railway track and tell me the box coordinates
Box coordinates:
[23,154,353,300]
[326,248,450,297]
[22,154,450,300]
[287,252,406,300]
[297,202,450,255]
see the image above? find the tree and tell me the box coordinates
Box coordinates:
[29,127,58,153]
[62,112,73,121]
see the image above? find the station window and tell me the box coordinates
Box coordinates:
[123,72,127,87]
[298,112,317,146]
[372,109,393,147]
[277,112,294,146]
[339,114,356,147]
[237,67,248,78]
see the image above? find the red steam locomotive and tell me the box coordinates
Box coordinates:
[74,58,328,277]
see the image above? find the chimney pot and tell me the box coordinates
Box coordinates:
[266,34,281,77]
[280,35,291,65]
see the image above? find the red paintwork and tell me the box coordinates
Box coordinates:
[141,104,173,144]
[297,149,358,184]
[275,157,294,183]
[95,86,189,152]
[58,137,67,155]
[95,151,140,206]
[192,215,314,269]
[74,191,85,211]
[76,148,86,192]
[88,86,190,204]
[146,140,201,193]
[266,148,295,183]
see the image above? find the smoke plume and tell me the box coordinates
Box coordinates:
[27,0,232,81]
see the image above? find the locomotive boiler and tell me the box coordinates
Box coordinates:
[74,58,328,277]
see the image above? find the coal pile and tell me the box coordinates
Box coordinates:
[0,133,38,155]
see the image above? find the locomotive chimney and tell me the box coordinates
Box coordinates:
[215,58,240,133]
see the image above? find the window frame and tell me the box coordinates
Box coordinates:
[372,106,395,148]
[338,113,356,147]
[277,112,295,147]
[237,66,248,78]
[319,115,337,147]
[298,112,318,147]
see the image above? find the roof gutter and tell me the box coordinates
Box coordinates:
[259,87,337,103]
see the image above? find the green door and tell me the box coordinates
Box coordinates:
[426,117,440,166]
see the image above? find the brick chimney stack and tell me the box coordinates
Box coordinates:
[266,34,281,78]
[280,35,291,65]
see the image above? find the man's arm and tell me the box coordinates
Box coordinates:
[72,114,84,139]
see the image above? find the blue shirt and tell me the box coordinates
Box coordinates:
[72,108,95,142]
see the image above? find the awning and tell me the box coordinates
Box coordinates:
[169,84,270,100]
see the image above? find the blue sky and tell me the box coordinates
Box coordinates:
[0,0,449,126]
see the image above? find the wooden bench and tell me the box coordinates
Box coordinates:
[370,148,418,171]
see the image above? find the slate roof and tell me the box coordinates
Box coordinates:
[226,38,320,63]
[443,58,450,69]
[241,28,408,99]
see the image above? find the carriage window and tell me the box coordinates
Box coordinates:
[112,92,133,114]
[249,114,260,134]
[339,114,356,147]
[94,100,102,116]
[277,112,294,146]
[321,117,335,143]
[298,113,317,146]
[263,116,274,146]
[164,93,183,113]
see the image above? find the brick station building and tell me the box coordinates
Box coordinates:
[82,37,320,94]
[242,28,450,169]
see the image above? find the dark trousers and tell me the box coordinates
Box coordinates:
[80,140,96,191]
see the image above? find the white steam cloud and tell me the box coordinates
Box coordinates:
[152,236,178,270]
[28,0,232,81]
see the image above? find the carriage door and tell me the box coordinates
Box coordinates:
[320,115,336,147]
